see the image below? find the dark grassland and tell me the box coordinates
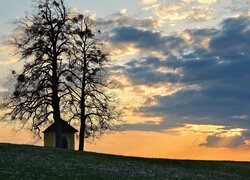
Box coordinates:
[0,143,249,179]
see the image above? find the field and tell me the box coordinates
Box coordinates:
[0,143,250,179]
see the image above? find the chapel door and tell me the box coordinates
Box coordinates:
[61,135,68,149]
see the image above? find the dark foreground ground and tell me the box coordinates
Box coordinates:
[0,143,250,179]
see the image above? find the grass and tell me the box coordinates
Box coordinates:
[0,143,250,179]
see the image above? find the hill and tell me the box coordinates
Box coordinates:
[0,143,249,179]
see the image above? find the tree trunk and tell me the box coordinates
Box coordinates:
[78,41,87,151]
[52,50,62,148]
[53,93,62,148]
[52,81,62,148]
[54,102,62,148]
[78,117,86,151]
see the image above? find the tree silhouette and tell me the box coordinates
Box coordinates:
[3,0,72,148]
[67,15,120,151]
[2,0,120,150]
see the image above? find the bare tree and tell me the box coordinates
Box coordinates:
[2,0,120,151]
[3,0,72,148]
[67,15,120,151]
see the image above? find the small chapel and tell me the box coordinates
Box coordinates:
[43,120,78,150]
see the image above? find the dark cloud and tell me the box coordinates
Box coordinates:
[140,89,250,129]
[109,26,184,53]
[242,130,250,140]
[124,65,179,85]
[97,16,162,30]
[200,135,246,148]
[210,17,250,55]
[115,16,250,144]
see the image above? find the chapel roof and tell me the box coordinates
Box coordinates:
[43,120,78,133]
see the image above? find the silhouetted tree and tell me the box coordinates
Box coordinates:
[2,0,120,151]
[3,0,72,148]
[67,15,120,151]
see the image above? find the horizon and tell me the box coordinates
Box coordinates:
[1,0,250,162]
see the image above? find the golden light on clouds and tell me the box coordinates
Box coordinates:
[110,43,141,62]
[182,0,217,4]
[110,73,183,124]
[156,66,180,74]
[141,0,158,5]
[180,30,211,48]
[119,9,127,15]
[141,16,165,28]
[200,37,210,47]
[185,124,246,137]
[146,2,214,22]
[182,31,192,41]
[189,6,213,21]
[158,3,187,12]
[156,6,213,21]
[185,124,226,134]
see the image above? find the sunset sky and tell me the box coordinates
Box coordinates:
[1,0,250,161]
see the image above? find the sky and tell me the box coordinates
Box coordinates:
[1,0,250,161]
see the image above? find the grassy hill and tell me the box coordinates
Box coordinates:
[0,143,250,179]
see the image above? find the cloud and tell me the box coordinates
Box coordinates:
[118,57,180,85]
[228,0,250,16]
[140,0,158,5]
[113,16,250,142]
[209,16,250,54]
[96,13,164,31]
[109,26,184,54]
[200,135,245,148]
[96,13,165,61]
[182,0,217,4]
[158,2,186,12]
[119,9,127,15]
[120,115,185,132]
[39,8,250,149]
[151,2,214,21]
